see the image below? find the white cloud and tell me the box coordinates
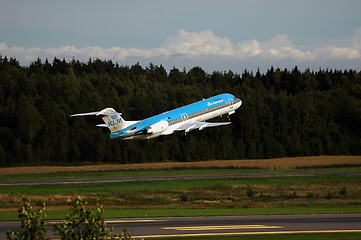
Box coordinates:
[162,29,234,57]
[256,34,314,61]
[1,28,361,71]
[235,40,262,58]
[316,46,360,60]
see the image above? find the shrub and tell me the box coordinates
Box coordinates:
[246,186,255,198]
[53,196,131,240]
[7,196,49,240]
[339,187,347,196]
[8,196,131,240]
[180,194,191,202]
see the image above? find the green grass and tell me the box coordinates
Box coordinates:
[100,206,361,218]
[1,206,361,221]
[0,166,359,182]
[0,168,271,181]
[151,233,361,240]
[0,174,359,196]
[1,168,360,222]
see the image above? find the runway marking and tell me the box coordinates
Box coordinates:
[134,229,361,238]
[162,224,282,231]
[105,219,167,223]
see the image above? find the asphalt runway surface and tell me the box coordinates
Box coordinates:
[1,170,360,186]
[2,214,361,238]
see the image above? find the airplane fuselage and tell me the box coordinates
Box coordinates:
[111,93,242,140]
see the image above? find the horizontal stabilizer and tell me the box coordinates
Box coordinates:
[96,124,108,128]
[70,108,122,117]
[70,111,101,117]
[176,121,231,132]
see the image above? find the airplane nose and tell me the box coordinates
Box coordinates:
[234,98,242,108]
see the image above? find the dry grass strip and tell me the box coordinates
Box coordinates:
[1,156,360,176]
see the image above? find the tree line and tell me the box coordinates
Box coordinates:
[0,56,360,166]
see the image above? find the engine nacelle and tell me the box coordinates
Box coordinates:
[143,120,169,134]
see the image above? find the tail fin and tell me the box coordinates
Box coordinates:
[98,108,126,132]
[71,108,126,133]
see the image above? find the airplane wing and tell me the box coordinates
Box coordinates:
[175,121,231,133]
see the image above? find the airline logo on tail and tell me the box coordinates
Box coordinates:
[108,115,123,127]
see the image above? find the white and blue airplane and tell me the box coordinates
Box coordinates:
[71,93,242,140]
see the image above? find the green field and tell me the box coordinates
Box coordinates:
[2,206,361,222]
[0,168,360,222]
[0,174,360,195]
[1,167,361,240]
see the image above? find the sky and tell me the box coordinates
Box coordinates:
[1,0,361,73]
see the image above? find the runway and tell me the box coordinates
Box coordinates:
[109,214,361,238]
[2,214,361,238]
[1,170,360,186]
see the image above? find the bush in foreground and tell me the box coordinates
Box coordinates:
[7,196,49,240]
[8,196,131,240]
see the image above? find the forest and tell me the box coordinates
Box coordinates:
[0,56,360,167]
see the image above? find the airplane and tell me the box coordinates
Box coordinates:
[70,93,242,140]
